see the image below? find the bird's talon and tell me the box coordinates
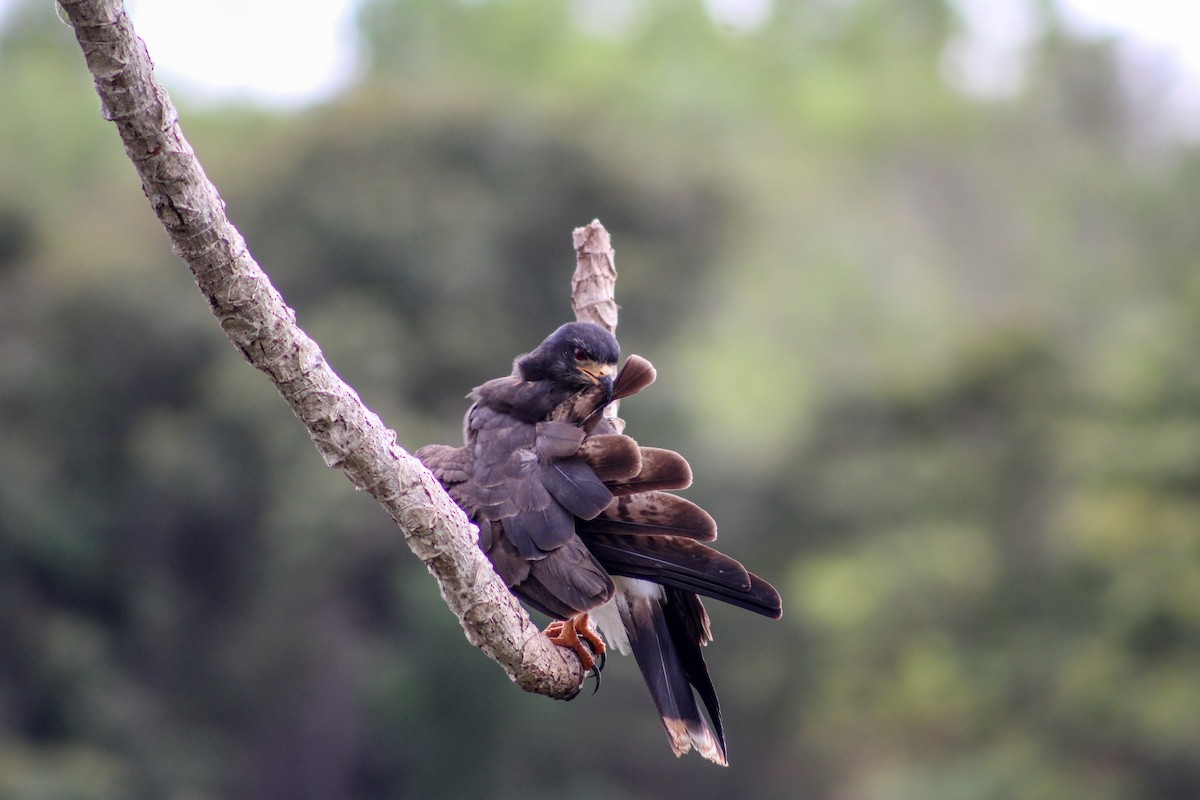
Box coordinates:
[589,663,602,694]
[543,613,606,677]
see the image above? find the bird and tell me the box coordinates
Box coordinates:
[416,321,782,765]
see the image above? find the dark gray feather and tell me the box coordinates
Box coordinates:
[538,458,613,520]
[622,591,726,764]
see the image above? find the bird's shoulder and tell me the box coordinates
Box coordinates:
[469,375,572,423]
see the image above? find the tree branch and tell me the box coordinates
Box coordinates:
[571,220,619,334]
[59,0,607,700]
[570,220,627,427]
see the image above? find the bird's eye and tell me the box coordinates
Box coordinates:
[573,347,588,361]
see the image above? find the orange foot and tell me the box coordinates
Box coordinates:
[544,613,606,673]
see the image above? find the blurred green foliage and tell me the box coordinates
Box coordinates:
[2,0,1200,797]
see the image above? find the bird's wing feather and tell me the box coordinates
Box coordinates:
[606,447,693,495]
[485,529,614,618]
[580,492,716,541]
[538,458,613,520]
[463,405,584,559]
[414,443,472,487]
[585,533,782,619]
[535,421,587,459]
[610,354,657,400]
[576,434,643,483]
[504,504,575,557]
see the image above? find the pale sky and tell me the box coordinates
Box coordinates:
[123,0,361,105]
[6,0,1200,108]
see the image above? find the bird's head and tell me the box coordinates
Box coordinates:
[516,322,619,399]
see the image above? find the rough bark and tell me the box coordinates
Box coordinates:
[59,0,619,700]
[571,221,619,334]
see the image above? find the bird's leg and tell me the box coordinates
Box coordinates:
[544,613,606,675]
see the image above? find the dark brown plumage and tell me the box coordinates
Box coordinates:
[417,322,781,765]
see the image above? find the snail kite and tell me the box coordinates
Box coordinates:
[417,322,782,765]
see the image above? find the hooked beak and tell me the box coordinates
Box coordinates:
[577,361,616,406]
[577,361,615,386]
[598,372,614,407]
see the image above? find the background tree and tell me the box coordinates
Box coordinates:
[1,0,1199,798]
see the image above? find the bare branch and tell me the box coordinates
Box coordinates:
[570,220,625,426]
[58,0,586,699]
[571,220,619,335]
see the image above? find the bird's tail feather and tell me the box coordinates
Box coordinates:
[619,584,728,766]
